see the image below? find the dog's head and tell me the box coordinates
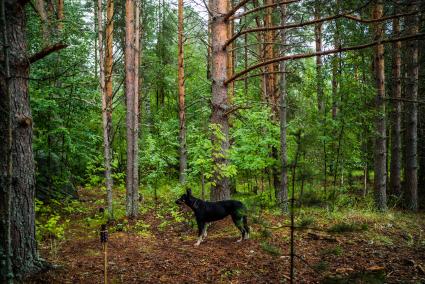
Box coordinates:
[175,188,193,206]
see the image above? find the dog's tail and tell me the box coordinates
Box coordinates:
[243,215,250,234]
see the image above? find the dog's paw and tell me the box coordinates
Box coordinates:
[194,241,201,246]
[236,238,243,243]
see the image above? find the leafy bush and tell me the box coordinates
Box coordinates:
[35,199,71,241]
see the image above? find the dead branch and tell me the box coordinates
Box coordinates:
[226,33,425,84]
[234,71,289,81]
[343,10,419,23]
[224,104,253,116]
[225,1,372,47]
[223,0,252,20]
[29,43,68,64]
[229,0,299,20]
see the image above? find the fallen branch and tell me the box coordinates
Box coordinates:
[29,43,68,64]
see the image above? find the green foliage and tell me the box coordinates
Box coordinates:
[321,246,344,256]
[25,0,400,226]
[298,216,315,228]
[260,241,281,256]
[313,260,330,272]
[134,220,152,237]
[35,199,70,241]
[328,222,368,233]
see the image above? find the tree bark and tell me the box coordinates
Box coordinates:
[99,0,114,217]
[389,11,402,197]
[264,0,277,116]
[314,2,324,112]
[404,1,419,211]
[125,0,138,218]
[178,0,187,184]
[210,0,230,201]
[227,0,235,103]
[57,0,64,31]
[277,2,288,213]
[0,1,45,279]
[34,0,50,44]
[372,0,387,211]
[331,2,340,119]
[418,0,425,207]
[133,0,140,210]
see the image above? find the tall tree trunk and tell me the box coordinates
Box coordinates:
[404,1,419,211]
[418,0,425,207]
[314,2,324,112]
[263,0,280,197]
[264,0,277,116]
[210,0,230,201]
[125,0,138,218]
[34,0,50,44]
[178,0,187,184]
[0,1,45,279]
[277,2,288,213]
[227,0,234,103]
[372,0,387,211]
[133,0,140,208]
[331,0,340,119]
[389,12,402,197]
[99,0,114,217]
[57,0,63,31]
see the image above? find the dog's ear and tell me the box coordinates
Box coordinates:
[186,188,192,196]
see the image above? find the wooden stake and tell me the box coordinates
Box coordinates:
[104,243,108,284]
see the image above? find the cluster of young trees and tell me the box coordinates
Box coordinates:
[0,0,424,280]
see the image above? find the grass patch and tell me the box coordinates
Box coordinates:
[372,235,393,246]
[313,260,329,272]
[321,245,344,256]
[260,241,281,256]
[328,222,368,233]
[298,216,315,228]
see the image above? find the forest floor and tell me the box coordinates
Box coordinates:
[29,187,425,283]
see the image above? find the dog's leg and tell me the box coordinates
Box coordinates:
[195,222,205,246]
[231,214,245,242]
[243,216,250,240]
[202,223,208,239]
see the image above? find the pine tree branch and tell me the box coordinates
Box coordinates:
[226,33,425,84]
[223,0,252,20]
[29,43,68,64]
[229,0,299,20]
[225,0,372,47]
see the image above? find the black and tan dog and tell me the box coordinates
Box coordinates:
[176,189,249,246]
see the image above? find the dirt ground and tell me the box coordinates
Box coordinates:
[29,189,425,283]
